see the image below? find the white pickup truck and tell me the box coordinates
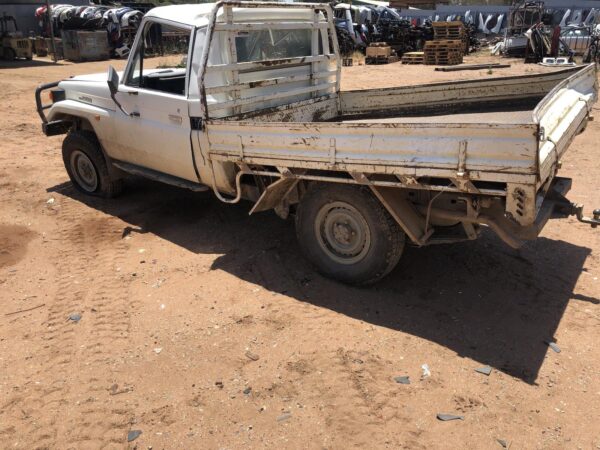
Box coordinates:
[36,1,599,284]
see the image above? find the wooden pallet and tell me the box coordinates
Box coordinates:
[424,39,463,65]
[432,22,469,55]
[424,53,463,58]
[365,55,399,65]
[425,53,462,59]
[401,51,424,64]
[432,21,465,40]
[425,49,463,55]
[425,39,463,48]
[366,44,392,59]
[433,31,465,39]
[424,56,463,64]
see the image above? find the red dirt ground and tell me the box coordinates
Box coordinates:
[1,53,599,449]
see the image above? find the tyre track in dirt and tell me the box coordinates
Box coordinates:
[6,196,135,449]
[239,242,414,445]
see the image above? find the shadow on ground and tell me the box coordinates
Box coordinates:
[0,59,65,69]
[49,177,597,384]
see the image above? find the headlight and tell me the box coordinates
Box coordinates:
[49,89,65,103]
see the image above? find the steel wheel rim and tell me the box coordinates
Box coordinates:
[70,150,98,192]
[315,201,371,265]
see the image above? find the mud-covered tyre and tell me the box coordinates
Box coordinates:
[295,184,405,285]
[62,131,123,198]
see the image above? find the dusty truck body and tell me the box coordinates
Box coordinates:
[36,1,600,284]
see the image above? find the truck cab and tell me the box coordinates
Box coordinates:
[37,2,338,196]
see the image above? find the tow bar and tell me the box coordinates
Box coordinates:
[571,204,600,228]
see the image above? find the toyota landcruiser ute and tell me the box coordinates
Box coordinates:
[36,1,600,284]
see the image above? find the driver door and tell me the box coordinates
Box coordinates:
[109,19,197,182]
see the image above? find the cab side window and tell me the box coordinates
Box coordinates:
[126,21,191,96]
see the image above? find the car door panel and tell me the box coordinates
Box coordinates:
[110,88,197,182]
[106,18,197,182]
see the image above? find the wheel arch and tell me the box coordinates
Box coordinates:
[62,130,124,197]
[52,112,95,133]
[50,109,124,180]
[249,175,431,246]
[47,100,112,137]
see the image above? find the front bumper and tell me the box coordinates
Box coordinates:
[35,81,71,136]
[35,80,59,123]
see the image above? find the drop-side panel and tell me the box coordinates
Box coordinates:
[339,67,582,118]
[206,120,539,180]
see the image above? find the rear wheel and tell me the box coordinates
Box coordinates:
[62,131,123,198]
[295,184,405,285]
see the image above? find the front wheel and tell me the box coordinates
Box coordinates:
[295,184,405,285]
[62,131,123,198]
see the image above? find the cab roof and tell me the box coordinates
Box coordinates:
[145,4,214,27]
[144,3,326,28]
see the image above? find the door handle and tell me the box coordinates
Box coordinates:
[168,114,183,124]
[119,86,139,95]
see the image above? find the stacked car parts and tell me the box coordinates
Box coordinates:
[34,4,144,60]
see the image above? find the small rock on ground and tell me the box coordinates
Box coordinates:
[127,430,142,442]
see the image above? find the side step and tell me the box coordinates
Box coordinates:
[112,161,209,192]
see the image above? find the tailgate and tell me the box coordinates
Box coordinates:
[534,64,598,185]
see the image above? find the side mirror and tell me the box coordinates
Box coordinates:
[107,65,119,97]
[107,66,130,116]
